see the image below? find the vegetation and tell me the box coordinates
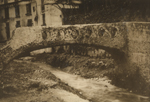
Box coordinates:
[63,0,150,24]
[33,52,150,96]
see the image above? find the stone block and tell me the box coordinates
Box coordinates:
[30,48,52,56]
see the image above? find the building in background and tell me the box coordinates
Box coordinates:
[0,0,81,42]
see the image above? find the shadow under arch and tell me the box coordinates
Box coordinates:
[14,43,128,69]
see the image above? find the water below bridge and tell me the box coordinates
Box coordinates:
[28,61,150,102]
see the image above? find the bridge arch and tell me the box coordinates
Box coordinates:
[16,43,127,66]
[0,23,150,89]
[0,23,127,66]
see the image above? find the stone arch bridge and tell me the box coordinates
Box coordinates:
[0,22,150,82]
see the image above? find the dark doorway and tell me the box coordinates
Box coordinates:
[27,19,32,26]
[6,22,10,39]
[16,21,21,28]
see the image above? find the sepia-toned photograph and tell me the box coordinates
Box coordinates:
[0,0,150,102]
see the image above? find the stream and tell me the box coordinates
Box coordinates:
[32,62,149,102]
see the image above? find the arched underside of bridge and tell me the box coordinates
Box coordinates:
[0,22,150,84]
[0,23,127,65]
[15,43,127,66]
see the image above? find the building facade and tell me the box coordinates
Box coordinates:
[0,0,81,42]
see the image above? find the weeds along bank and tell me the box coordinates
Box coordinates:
[0,52,149,101]
[31,52,149,97]
[0,60,88,102]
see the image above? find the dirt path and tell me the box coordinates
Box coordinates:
[32,62,149,102]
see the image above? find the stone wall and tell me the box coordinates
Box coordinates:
[126,23,150,83]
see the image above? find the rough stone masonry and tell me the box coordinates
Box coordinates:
[0,22,150,85]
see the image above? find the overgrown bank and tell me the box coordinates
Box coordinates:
[33,53,150,96]
[0,60,87,102]
[0,52,149,101]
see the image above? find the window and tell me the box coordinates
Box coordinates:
[33,7,35,12]
[15,6,20,18]
[27,19,32,26]
[0,0,4,3]
[16,21,21,28]
[6,22,10,39]
[5,8,9,19]
[41,0,45,11]
[26,3,31,16]
[42,14,46,26]
[4,0,7,4]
